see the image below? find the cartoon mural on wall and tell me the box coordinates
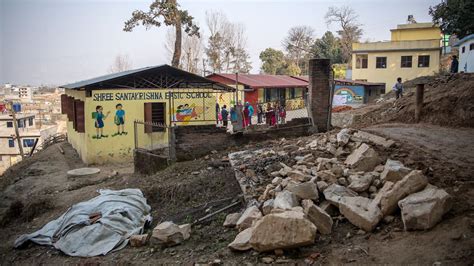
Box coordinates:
[92,105,110,139]
[333,85,364,105]
[113,103,127,136]
[173,104,210,125]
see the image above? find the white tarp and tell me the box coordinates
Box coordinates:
[333,95,348,106]
[14,189,152,257]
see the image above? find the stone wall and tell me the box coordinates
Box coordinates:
[134,149,168,175]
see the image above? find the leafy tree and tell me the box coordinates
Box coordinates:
[311,31,344,64]
[284,62,302,76]
[259,48,286,74]
[282,26,314,75]
[123,0,199,67]
[325,6,363,64]
[429,0,474,39]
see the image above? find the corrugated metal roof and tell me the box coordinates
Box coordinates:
[292,76,385,86]
[207,73,308,88]
[61,64,235,91]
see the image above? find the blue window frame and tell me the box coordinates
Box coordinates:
[8,139,15,148]
[23,139,35,147]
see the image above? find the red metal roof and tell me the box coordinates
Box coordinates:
[292,76,385,86]
[206,73,308,89]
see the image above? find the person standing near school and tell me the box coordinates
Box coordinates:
[392,77,404,99]
[246,102,254,126]
[450,55,459,73]
[221,105,229,128]
[243,103,250,127]
[114,103,126,135]
[257,103,263,124]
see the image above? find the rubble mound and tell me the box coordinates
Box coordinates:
[358,73,474,128]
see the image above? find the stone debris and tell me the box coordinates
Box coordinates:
[236,206,262,231]
[152,222,191,246]
[380,159,411,182]
[223,213,241,228]
[398,184,452,230]
[249,210,316,252]
[302,199,333,235]
[129,234,149,247]
[345,143,381,171]
[226,128,451,253]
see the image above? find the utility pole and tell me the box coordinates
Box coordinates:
[10,103,25,158]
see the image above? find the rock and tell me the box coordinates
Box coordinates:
[348,173,374,192]
[273,190,299,210]
[339,196,383,232]
[398,184,452,230]
[319,200,339,216]
[236,206,262,230]
[279,163,293,177]
[272,177,282,185]
[345,143,381,172]
[223,213,241,228]
[383,215,395,224]
[287,170,310,182]
[129,234,149,247]
[323,184,358,207]
[261,257,274,264]
[368,186,377,193]
[262,199,275,215]
[380,159,411,182]
[373,179,382,188]
[274,249,284,256]
[270,171,281,178]
[287,181,319,200]
[318,170,338,184]
[377,170,428,216]
[249,210,317,252]
[259,184,274,201]
[302,199,333,235]
[352,131,395,148]
[336,128,351,145]
[337,178,348,186]
[192,171,200,175]
[374,165,384,172]
[152,222,191,246]
[317,181,329,192]
[228,227,254,251]
[331,165,344,177]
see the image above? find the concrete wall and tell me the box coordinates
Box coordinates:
[458,39,474,73]
[174,125,230,161]
[391,24,441,41]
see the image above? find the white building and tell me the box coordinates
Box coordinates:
[0,113,57,173]
[18,87,33,102]
[454,34,474,73]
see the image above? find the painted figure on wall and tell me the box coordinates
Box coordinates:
[175,104,197,123]
[114,103,127,136]
[93,105,110,139]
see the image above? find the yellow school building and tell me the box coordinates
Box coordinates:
[61,65,234,164]
[352,22,442,89]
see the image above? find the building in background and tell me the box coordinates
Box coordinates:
[352,22,442,89]
[454,34,474,73]
[18,87,33,102]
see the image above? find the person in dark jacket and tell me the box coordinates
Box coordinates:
[221,105,229,127]
[450,55,459,73]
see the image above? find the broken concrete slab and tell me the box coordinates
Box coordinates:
[287,181,319,200]
[378,170,428,216]
[223,213,241,228]
[339,196,383,232]
[228,227,254,251]
[317,181,329,192]
[236,206,262,231]
[129,234,149,247]
[353,131,395,148]
[380,159,411,182]
[318,170,338,184]
[302,200,333,235]
[287,170,311,182]
[249,210,316,252]
[398,184,452,230]
[323,184,358,207]
[262,199,275,215]
[345,143,381,172]
[273,190,299,210]
[348,173,374,192]
[152,221,191,246]
[337,128,351,145]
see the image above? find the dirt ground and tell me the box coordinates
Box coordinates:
[0,120,473,264]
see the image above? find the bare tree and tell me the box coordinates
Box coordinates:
[282,26,314,75]
[123,0,199,67]
[165,29,203,74]
[325,6,363,64]
[108,54,133,73]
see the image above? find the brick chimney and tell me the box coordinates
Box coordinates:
[308,58,331,132]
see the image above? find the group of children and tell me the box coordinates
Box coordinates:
[93,103,127,139]
[218,101,287,131]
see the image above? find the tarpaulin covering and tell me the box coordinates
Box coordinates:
[14,189,152,257]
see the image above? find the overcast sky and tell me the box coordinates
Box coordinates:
[0,0,440,86]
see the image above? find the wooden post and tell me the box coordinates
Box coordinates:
[415,83,424,123]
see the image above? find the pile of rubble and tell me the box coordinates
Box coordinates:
[226,129,452,252]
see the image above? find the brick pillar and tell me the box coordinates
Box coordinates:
[308,58,331,132]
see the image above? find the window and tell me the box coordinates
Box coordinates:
[8,139,14,148]
[470,43,474,51]
[356,54,368,69]
[28,117,34,126]
[144,102,165,133]
[418,55,430,67]
[462,46,465,53]
[23,139,35,147]
[74,100,85,133]
[289,88,296,99]
[6,121,13,128]
[376,57,387,69]
[401,56,412,68]
[18,119,24,128]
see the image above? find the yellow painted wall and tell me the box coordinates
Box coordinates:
[215,84,244,108]
[66,88,218,164]
[352,50,440,89]
[65,89,90,162]
[391,24,441,41]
